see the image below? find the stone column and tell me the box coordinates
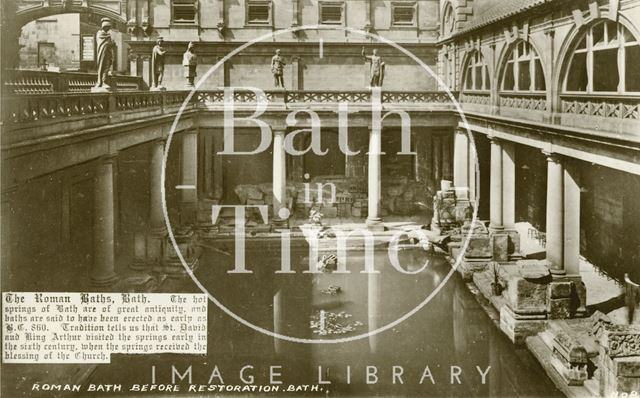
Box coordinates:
[92,155,118,286]
[129,54,139,77]
[141,55,151,87]
[433,135,442,185]
[489,138,503,230]
[290,56,300,90]
[563,161,581,276]
[468,139,477,201]
[545,152,564,274]
[501,141,516,229]
[149,139,166,233]
[145,139,167,265]
[367,127,383,228]
[213,130,224,201]
[181,130,198,224]
[442,133,453,181]
[203,134,214,199]
[453,129,469,188]
[273,130,287,220]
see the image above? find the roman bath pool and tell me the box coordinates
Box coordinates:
[87,239,562,397]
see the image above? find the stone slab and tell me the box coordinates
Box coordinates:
[500,305,547,345]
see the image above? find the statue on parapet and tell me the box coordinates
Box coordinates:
[151,37,167,90]
[182,41,198,88]
[362,47,385,88]
[271,49,286,89]
[93,18,116,92]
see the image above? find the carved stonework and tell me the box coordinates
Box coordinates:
[551,331,588,386]
[600,325,640,358]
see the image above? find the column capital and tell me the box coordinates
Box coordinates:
[98,153,118,165]
[152,137,167,145]
[273,129,287,136]
[488,135,502,144]
[542,150,563,164]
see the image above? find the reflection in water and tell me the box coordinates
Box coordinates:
[88,240,562,397]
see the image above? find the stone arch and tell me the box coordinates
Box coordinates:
[554,15,640,97]
[1,1,128,69]
[440,0,473,37]
[495,38,548,93]
[14,4,127,31]
[441,1,456,38]
[459,48,491,92]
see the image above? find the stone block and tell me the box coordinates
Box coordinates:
[336,203,352,217]
[457,259,488,280]
[500,306,547,345]
[549,281,573,299]
[504,229,521,256]
[351,207,362,218]
[548,298,572,319]
[322,207,338,218]
[464,234,492,258]
[506,276,548,315]
[491,233,509,262]
[600,356,640,397]
[234,184,263,203]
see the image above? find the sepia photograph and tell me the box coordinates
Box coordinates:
[1,0,640,396]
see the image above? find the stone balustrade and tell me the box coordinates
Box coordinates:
[1,90,458,129]
[2,69,146,94]
[561,94,640,120]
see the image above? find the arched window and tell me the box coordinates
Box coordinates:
[502,41,546,92]
[565,21,640,93]
[463,51,490,91]
[442,3,454,37]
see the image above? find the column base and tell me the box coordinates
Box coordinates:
[271,217,290,229]
[91,273,118,287]
[180,202,198,226]
[366,218,385,231]
[548,275,588,318]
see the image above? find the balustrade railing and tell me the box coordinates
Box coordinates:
[4,93,110,124]
[499,92,548,112]
[560,94,640,120]
[3,69,146,94]
[460,92,491,106]
[2,90,458,127]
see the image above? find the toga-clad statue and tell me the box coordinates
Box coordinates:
[93,18,116,92]
[183,41,197,88]
[362,47,385,87]
[151,37,167,90]
[271,49,286,89]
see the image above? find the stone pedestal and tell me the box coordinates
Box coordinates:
[499,260,551,344]
[130,232,151,271]
[157,228,200,277]
[457,220,492,280]
[500,306,547,345]
[596,324,640,397]
[489,229,521,262]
